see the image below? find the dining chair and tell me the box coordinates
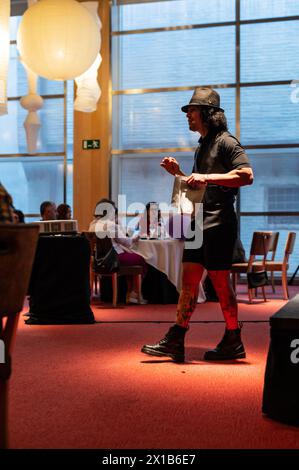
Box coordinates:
[266,231,280,292]
[251,231,280,293]
[254,232,296,300]
[0,224,39,448]
[83,232,143,307]
[231,231,273,303]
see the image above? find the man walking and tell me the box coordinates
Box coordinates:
[141,87,253,362]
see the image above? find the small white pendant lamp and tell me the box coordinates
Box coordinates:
[19,0,43,154]
[74,1,102,113]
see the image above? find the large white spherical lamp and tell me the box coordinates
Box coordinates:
[17,0,100,81]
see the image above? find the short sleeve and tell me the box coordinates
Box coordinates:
[220,133,251,171]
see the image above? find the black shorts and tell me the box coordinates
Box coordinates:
[182,222,237,270]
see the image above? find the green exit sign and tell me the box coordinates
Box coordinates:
[82,139,100,150]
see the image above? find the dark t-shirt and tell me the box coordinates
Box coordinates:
[192,130,251,229]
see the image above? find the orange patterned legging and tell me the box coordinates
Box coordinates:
[176,262,238,330]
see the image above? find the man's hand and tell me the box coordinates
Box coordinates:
[160,157,183,176]
[186,173,207,189]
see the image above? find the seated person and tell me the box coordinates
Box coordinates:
[13,209,25,224]
[40,201,57,221]
[131,201,167,239]
[89,198,147,304]
[57,203,72,220]
[0,182,14,223]
[89,199,107,232]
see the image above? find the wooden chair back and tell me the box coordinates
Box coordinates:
[284,232,297,258]
[82,231,143,306]
[0,224,39,317]
[247,231,273,271]
[0,224,39,448]
[267,232,279,261]
[95,235,114,259]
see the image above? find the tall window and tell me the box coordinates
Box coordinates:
[0,15,73,222]
[268,187,299,228]
[111,0,299,272]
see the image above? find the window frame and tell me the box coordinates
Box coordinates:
[0,28,72,219]
[110,0,299,228]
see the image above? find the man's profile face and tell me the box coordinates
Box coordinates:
[186,106,203,132]
[43,204,57,220]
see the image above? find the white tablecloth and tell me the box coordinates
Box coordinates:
[132,239,206,303]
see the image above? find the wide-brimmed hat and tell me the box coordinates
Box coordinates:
[181,87,224,113]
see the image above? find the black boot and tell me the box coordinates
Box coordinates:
[204,328,246,361]
[141,324,187,362]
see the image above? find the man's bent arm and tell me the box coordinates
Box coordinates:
[205,168,253,188]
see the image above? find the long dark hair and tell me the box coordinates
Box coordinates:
[200,107,228,134]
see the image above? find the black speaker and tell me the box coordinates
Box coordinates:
[262,294,299,425]
[27,235,94,324]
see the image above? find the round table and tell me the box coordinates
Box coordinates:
[132,238,206,303]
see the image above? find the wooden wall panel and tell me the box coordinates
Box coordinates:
[73,0,111,231]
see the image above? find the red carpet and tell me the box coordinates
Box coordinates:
[91,285,299,323]
[8,287,299,449]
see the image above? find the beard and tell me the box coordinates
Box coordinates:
[188,121,197,132]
